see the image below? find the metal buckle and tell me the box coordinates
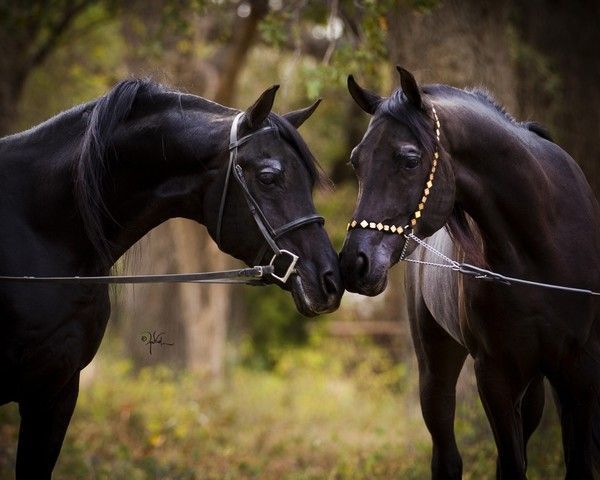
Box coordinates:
[269,249,299,283]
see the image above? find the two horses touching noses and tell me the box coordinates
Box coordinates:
[0,63,598,479]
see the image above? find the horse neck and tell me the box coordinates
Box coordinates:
[99,93,235,264]
[437,97,600,271]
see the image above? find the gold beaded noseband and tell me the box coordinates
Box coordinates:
[347,105,441,236]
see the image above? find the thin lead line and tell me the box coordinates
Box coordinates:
[0,266,273,285]
[402,234,600,296]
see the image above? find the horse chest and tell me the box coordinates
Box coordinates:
[0,286,110,400]
[412,230,464,344]
[412,230,543,357]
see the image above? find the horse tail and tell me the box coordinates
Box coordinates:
[75,79,147,267]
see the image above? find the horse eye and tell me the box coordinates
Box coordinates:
[257,168,279,185]
[403,154,421,169]
[395,149,421,170]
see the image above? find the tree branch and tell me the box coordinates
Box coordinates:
[212,0,269,104]
[26,0,93,70]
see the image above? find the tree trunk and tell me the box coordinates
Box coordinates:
[170,222,230,375]
[513,0,600,195]
[0,75,23,136]
[118,0,268,376]
[0,1,94,135]
[117,225,187,368]
[386,0,517,109]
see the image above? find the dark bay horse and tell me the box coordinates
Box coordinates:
[340,66,600,479]
[0,79,342,478]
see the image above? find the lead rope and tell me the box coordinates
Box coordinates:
[400,230,459,270]
[0,267,273,285]
[400,230,600,296]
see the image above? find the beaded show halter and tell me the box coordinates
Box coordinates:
[346,105,441,236]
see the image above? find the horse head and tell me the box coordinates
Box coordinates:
[339,67,455,295]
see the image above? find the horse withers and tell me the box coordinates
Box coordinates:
[339,66,600,479]
[0,81,343,478]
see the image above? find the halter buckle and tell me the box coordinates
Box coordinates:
[269,249,299,283]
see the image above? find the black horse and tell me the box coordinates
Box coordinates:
[340,66,599,479]
[0,79,342,478]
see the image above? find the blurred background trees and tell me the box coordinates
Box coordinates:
[1,0,598,477]
[4,0,599,372]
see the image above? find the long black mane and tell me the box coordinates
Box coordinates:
[380,89,437,161]
[76,78,155,267]
[467,87,554,141]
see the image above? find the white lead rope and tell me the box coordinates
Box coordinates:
[401,231,600,296]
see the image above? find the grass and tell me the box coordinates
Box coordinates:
[0,337,564,479]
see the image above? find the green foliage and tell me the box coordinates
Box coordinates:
[16,4,125,131]
[257,0,394,98]
[258,10,292,50]
[0,0,119,71]
[508,24,562,138]
[405,0,440,12]
[315,185,358,251]
[242,285,308,369]
[0,341,564,479]
[508,26,561,99]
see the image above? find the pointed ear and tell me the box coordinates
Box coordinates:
[396,66,422,109]
[245,85,279,129]
[347,75,382,115]
[283,98,322,128]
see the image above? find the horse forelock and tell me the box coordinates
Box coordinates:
[267,113,328,189]
[380,88,437,160]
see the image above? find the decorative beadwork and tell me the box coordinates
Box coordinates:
[347,104,441,235]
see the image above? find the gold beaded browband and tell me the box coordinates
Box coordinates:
[347,105,441,236]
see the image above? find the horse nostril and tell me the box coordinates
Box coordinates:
[321,271,339,297]
[356,252,369,278]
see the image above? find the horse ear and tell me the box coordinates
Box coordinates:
[347,75,382,115]
[244,85,279,128]
[283,98,322,128]
[396,66,422,109]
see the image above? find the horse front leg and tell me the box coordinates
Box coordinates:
[409,297,467,479]
[16,373,80,479]
[474,358,530,480]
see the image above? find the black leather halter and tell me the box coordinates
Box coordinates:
[215,112,324,283]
